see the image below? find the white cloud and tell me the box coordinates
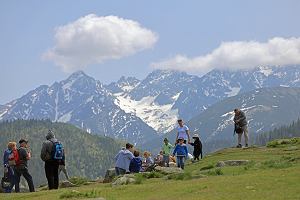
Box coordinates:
[152,37,300,75]
[43,14,158,72]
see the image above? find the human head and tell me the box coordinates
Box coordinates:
[192,134,199,140]
[133,150,140,157]
[234,108,240,115]
[159,150,163,155]
[125,143,134,151]
[143,151,151,158]
[177,119,183,127]
[7,142,16,150]
[19,139,28,147]
[178,137,184,144]
[46,130,55,140]
[163,138,169,144]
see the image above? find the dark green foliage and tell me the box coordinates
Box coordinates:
[0,119,122,187]
[59,189,98,199]
[256,119,300,146]
[200,164,214,171]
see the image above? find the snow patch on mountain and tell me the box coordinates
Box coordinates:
[259,66,273,77]
[114,93,178,133]
[58,111,73,123]
[225,86,241,97]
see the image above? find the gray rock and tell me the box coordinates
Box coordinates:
[112,174,136,186]
[154,166,183,174]
[103,168,116,183]
[216,160,250,167]
[60,180,76,188]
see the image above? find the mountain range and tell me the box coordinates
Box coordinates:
[1,66,300,146]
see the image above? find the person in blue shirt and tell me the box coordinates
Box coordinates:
[2,142,17,193]
[115,143,134,175]
[172,137,188,169]
[129,150,142,173]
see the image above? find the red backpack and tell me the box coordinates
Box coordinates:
[8,149,20,166]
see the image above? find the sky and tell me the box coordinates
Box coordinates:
[1,0,300,104]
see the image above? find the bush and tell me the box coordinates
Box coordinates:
[59,189,98,199]
[69,177,90,186]
[134,174,145,184]
[200,164,214,171]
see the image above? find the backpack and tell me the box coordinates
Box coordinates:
[234,124,243,134]
[8,149,20,166]
[51,141,64,160]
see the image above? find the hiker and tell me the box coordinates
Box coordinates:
[172,137,188,169]
[189,134,203,161]
[115,143,134,175]
[175,119,191,144]
[15,139,35,192]
[233,108,249,148]
[142,151,154,171]
[129,150,142,173]
[162,138,173,167]
[154,151,164,167]
[58,159,69,180]
[41,130,64,190]
[2,142,17,193]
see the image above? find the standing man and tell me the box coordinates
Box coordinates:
[175,119,191,144]
[15,139,35,192]
[41,130,64,190]
[233,108,249,148]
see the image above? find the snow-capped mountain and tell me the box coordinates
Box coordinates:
[109,66,300,134]
[0,71,157,144]
[1,66,300,145]
[145,87,300,152]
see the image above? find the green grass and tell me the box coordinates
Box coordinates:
[2,138,300,200]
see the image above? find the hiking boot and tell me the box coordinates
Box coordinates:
[236,144,242,148]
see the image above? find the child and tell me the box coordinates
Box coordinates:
[129,150,142,173]
[142,151,154,171]
[162,138,173,167]
[172,137,188,169]
[154,151,164,166]
[189,134,203,161]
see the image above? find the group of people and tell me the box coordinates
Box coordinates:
[2,130,68,193]
[114,119,204,174]
[2,108,249,193]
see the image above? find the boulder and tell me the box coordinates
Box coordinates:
[112,174,136,187]
[216,160,250,167]
[169,162,177,167]
[154,166,183,174]
[103,168,116,183]
[60,180,76,188]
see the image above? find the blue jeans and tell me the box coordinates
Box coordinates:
[177,156,185,169]
[115,167,126,176]
[163,155,170,167]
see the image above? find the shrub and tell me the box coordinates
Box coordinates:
[59,189,98,199]
[134,174,145,184]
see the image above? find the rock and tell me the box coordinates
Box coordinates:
[216,161,226,167]
[154,166,183,174]
[103,168,116,183]
[216,160,250,167]
[169,162,177,167]
[60,180,76,188]
[112,174,136,186]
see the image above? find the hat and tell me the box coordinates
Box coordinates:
[19,139,28,144]
[46,130,55,140]
[192,134,199,138]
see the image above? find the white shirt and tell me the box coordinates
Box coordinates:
[177,125,189,140]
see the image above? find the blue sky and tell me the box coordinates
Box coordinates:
[1,0,300,104]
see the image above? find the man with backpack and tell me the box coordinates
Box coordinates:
[233,108,249,148]
[41,130,64,190]
[15,139,35,192]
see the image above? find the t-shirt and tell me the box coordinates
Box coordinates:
[162,143,173,155]
[18,147,28,167]
[177,125,189,140]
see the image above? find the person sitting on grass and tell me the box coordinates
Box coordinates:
[172,137,188,169]
[154,151,164,167]
[114,143,134,175]
[129,150,142,173]
[142,151,154,171]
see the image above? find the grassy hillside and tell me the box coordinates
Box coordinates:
[0,119,122,187]
[2,137,299,200]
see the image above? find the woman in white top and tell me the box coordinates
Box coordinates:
[175,119,191,144]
